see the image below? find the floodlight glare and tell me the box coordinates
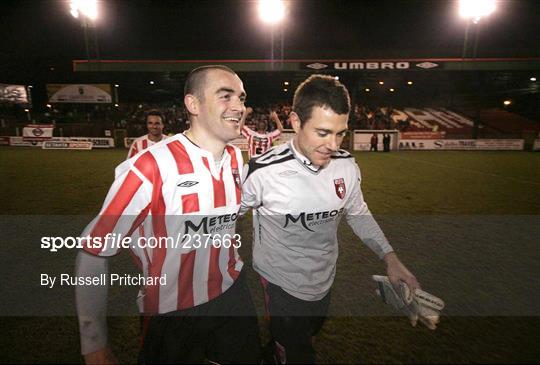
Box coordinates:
[378,81,384,85]
[149,81,155,85]
[284,81,289,85]
[407,81,413,85]
[258,0,285,24]
[283,88,288,92]
[114,84,119,88]
[70,0,98,20]
[503,100,511,106]
[459,0,496,22]
[530,77,537,82]
[365,88,370,92]
[390,88,395,92]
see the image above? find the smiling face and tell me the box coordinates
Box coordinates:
[192,69,247,143]
[291,106,348,167]
[146,115,164,138]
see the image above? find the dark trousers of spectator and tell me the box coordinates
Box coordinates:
[261,279,331,364]
[370,144,378,152]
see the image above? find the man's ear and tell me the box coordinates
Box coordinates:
[290,112,301,133]
[184,94,199,116]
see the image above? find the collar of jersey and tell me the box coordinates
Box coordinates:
[289,139,321,173]
[179,133,229,176]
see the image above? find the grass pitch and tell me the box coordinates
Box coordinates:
[0,147,539,364]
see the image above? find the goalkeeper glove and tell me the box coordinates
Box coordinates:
[372,275,444,330]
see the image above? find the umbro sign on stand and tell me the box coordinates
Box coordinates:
[304,61,440,71]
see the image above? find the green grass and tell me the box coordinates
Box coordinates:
[0,147,539,364]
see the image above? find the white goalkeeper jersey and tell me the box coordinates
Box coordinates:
[241,140,393,301]
[81,133,244,314]
[241,126,281,158]
[127,134,168,159]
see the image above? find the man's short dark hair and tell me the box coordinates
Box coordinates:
[144,109,164,124]
[292,75,351,127]
[184,65,237,101]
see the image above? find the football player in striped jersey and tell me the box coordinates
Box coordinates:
[242,108,284,158]
[126,109,168,159]
[76,65,260,364]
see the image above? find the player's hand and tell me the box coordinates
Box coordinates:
[383,252,420,293]
[83,347,118,365]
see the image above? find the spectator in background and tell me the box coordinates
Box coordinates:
[370,133,378,152]
[383,133,391,152]
[127,109,168,158]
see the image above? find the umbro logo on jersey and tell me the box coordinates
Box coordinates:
[278,170,298,177]
[334,178,346,199]
[177,181,199,188]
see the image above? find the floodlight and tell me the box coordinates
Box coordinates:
[365,88,370,92]
[407,81,413,85]
[459,0,496,23]
[149,81,155,85]
[530,77,537,82]
[389,88,395,92]
[503,100,511,106]
[378,81,384,85]
[70,0,98,20]
[258,0,285,24]
[114,84,119,88]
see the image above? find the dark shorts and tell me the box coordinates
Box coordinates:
[140,270,261,364]
[261,279,331,364]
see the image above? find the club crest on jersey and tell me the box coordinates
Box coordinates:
[232,168,241,188]
[334,178,346,199]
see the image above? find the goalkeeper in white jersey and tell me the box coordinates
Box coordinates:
[241,74,420,364]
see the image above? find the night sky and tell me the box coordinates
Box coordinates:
[1,0,539,83]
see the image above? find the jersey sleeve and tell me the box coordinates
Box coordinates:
[239,162,263,215]
[127,140,139,159]
[75,251,109,355]
[268,129,281,139]
[80,157,153,257]
[241,126,253,139]
[345,161,394,259]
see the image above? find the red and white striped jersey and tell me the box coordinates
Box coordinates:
[81,133,244,314]
[241,126,281,159]
[127,134,168,159]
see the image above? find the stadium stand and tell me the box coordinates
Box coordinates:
[1,101,538,141]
